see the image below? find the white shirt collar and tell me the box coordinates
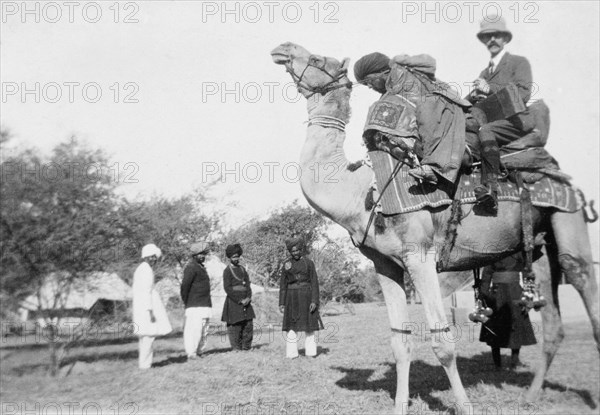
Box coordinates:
[490,48,507,70]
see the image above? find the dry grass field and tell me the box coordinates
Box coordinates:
[1,303,598,415]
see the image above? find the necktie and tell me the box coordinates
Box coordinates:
[488,60,495,75]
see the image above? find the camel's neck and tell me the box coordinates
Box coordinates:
[299,88,371,231]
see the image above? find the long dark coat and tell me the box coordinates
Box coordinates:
[221,265,255,325]
[479,255,537,349]
[279,257,322,332]
[180,261,212,308]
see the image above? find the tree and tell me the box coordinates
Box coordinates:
[1,136,127,375]
[115,191,220,282]
[311,238,364,305]
[219,201,326,286]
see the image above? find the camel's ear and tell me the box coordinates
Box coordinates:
[340,57,351,72]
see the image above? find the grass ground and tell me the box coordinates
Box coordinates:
[1,303,598,415]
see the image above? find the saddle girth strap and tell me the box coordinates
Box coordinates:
[517,173,536,291]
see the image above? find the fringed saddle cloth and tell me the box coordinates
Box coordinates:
[368,151,582,215]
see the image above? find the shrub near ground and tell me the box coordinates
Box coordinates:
[1,303,598,415]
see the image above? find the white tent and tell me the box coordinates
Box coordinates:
[19,272,132,326]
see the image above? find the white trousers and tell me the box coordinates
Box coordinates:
[184,307,211,356]
[285,330,316,358]
[138,336,155,369]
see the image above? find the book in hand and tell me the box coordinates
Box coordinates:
[474,83,526,123]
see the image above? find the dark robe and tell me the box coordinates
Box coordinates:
[479,255,537,349]
[221,265,255,325]
[279,257,322,332]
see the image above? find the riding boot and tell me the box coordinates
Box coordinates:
[492,347,501,368]
[475,134,500,211]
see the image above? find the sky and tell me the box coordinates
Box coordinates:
[1,1,599,251]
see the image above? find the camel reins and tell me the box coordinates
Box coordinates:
[284,55,352,98]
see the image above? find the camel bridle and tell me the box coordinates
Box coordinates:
[284,54,352,98]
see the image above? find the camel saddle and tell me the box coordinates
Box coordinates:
[364,94,567,185]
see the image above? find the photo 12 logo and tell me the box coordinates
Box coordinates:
[1,1,140,23]
[400,1,540,24]
[1,402,139,415]
[2,82,139,104]
[200,1,340,24]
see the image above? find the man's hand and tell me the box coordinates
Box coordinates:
[473,78,490,95]
[309,303,317,313]
[241,298,250,306]
[279,305,285,314]
[149,310,156,323]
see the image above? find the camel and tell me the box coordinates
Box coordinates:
[271,42,599,414]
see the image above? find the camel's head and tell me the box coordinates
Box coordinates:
[271,42,351,98]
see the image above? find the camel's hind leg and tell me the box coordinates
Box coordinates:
[526,244,564,401]
[551,211,599,349]
[405,252,469,414]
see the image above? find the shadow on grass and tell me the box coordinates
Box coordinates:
[0,330,184,351]
[153,354,188,367]
[333,351,597,412]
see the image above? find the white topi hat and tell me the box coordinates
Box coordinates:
[141,243,162,259]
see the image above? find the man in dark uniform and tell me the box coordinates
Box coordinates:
[181,241,212,360]
[479,253,537,369]
[221,243,255,351]
[279,237,323,358]
[467,16,536,210]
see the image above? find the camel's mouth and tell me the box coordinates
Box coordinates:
[270,45,291,65]
[271,53,290,65]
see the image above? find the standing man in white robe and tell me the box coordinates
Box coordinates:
[132,243,172,369]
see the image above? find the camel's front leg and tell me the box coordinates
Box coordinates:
[405,251,470,414]
[377,274,412,414]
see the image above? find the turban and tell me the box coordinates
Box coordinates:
[190,241,210,256]
[353,52,390,82]
[141,244,162,259]
[225,243,243,258]
[391,54,437,77]
[285,237,304,252]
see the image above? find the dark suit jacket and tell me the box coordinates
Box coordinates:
[471,52,535,131]
[479,52,533,105]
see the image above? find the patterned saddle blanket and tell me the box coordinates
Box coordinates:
[368,151,582,215]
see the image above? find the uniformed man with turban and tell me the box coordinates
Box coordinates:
[181,241,212,360]
[221,243,255,351]
[279,237,323,358]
